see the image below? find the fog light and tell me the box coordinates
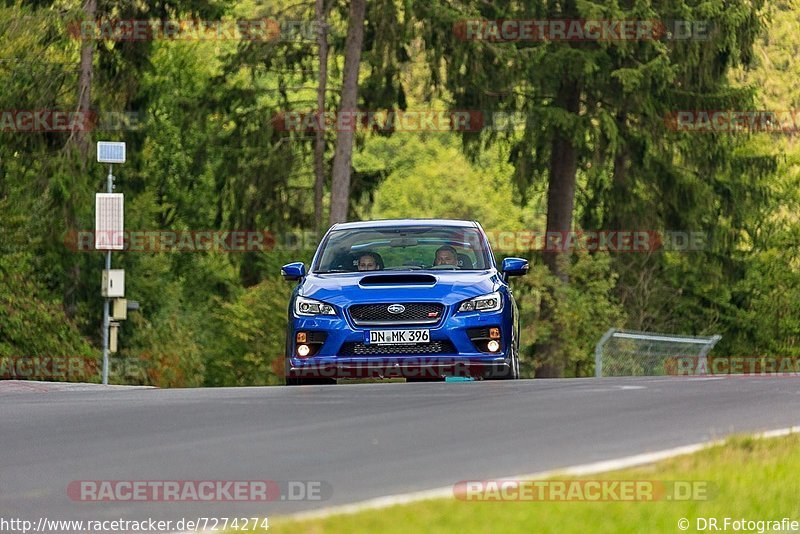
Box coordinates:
[489,327,500,339]
[297,344,311,357]
[296,332,307,343]
[487,340,500,352]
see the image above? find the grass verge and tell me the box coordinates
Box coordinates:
[260,433,800,533]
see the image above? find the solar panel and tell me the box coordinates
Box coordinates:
[95,193,124,250]
[97,141,126,163]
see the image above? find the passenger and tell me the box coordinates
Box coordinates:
[357,251,383,271]
[433,245,459,267]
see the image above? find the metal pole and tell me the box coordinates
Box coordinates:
[698,334,723,374]
[102,252,110,385]
[595,328,616,378]
[101,164,113,385]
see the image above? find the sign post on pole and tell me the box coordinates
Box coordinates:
[95,141,126,385]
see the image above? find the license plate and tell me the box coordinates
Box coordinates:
[368,329,430,345]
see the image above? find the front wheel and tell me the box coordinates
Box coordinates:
[406,376,445,383]
[483,350,520,380]
[285,376,336,386]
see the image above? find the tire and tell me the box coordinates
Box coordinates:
[405,376,444,383]
[285,376,336,386]
[483,349,520,380]
[511,348,520,379]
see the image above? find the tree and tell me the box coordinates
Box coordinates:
[329,0,367,224]
[413,0,769,376]
[314,0,332,235]
[72,0,96,160]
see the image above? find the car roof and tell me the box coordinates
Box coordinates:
[331,219,478,230]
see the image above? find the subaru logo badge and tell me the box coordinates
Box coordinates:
[387,304,405,314]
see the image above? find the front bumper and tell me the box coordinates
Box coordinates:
[287,358,511,379]
[286,306,513,379]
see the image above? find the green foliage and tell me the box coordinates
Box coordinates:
[121,308,205,388]
[728,249,800,357]
[0,270,95,362]
[0,0,797,385]
[359,134,538,230]
[203,274,294,386]
[0,225,95,381]
[514,253,626,377]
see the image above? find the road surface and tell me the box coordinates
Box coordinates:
[1,377,799,530]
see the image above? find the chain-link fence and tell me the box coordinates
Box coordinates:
[595,329,721,377]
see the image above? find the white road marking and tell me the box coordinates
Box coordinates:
[0,380,156,392]
[279,425,800,522]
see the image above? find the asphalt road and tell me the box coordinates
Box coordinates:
[1,377,799,531]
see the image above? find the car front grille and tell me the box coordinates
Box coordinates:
[348,303,444,325]
[339,340,456,356]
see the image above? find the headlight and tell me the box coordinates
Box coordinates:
[457,291,502,313]
[294,296,336,317]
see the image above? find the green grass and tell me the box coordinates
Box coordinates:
[261,434,800,534]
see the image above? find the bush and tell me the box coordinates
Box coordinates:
[514,253,626,377]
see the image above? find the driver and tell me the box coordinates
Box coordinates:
[433,245,459,267]
[357,251,383,271]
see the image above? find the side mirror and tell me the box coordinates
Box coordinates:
[501,257,529,278]
[281,262,306,281]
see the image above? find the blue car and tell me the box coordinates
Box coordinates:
[281,219,529,385]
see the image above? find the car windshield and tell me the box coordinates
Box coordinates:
[313,226,491,272]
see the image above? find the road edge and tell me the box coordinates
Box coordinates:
[281,425,800,522]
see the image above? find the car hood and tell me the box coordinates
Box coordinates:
[299,271,501,307]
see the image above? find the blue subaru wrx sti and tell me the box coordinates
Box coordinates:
[281,219,529,385]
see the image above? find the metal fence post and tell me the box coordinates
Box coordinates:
[595,328,616,378]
